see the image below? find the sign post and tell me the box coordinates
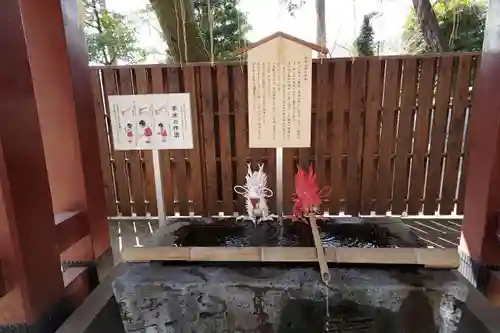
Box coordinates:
[152,150,166,225]
[107,93,194,225]
[276,147,283,217]
[238,31,328,218]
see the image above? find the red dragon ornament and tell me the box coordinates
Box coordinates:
[292,165,331,223]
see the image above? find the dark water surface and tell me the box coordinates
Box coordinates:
[173,218,425,248]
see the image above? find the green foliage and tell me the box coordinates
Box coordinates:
[354,12,377,56]
[83,0,147,65]
[403,0,486,53]
[192,0,251,60]
[279,0,306,16]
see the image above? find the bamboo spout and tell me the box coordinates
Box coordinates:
[309,215,330,283]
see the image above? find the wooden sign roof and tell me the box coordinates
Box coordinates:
[236,31,329,55]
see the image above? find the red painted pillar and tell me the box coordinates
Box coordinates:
[60,0,110,259]
[0,0,110,326]
[20,0,109,261]
[460,0,500,277]
[0,0,64,324]
[20,0,87,215]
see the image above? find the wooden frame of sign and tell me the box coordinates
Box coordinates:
[121,246,459,269]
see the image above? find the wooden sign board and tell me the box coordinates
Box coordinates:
[108,94,194,150]
[247,36,313,148]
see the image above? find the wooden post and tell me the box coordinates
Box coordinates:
[59,0,110,259]
[0,0,110,326]
[460,0,500,285]
[0,0,65,324]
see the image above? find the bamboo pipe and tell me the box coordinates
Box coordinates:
[122,246,460,267]
[309,215,330,283]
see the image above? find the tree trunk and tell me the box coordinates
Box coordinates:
[412,0,448,52]
[150,0,209,62]
[316,0,326,56]
[89,0,112,64]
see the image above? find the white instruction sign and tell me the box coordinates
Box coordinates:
[108,93,194,150]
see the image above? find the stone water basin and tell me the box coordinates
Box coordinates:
[113,263,494,332]
[113,217,497,332]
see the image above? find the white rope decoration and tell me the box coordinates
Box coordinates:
[237,5,244,72]
[173,0,183,64]
[207,0,215,65]
[180,0,189,64]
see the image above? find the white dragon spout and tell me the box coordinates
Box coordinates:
[234,163,276,225]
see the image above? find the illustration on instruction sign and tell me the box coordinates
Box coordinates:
[108,93,194,150]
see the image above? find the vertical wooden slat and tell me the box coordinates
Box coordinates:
[118,68,146,216]
[330,60,348,214]
[440,56,473,214]
[456,119,470,215]
[376,59,402,215]
[183,66,205,215]
[142,152,157,214]
[423,57,454,214]
[457,56,479,214]
[249,141,265,165]
[314,61,329,211]
[233,66,249,214]
[298,141,311,169]
[134,67,157,216]
[340,64,351,212]
[200,66,219,214]
[345,59,367,215]
[360,59,384,214]
[165,67,189,215]
[216,65,234,214]
[265,150,277,213]
[90,69,117,216]
[103,68,131,216]
[392,59,418,214]
[408,58,436,214]
[151,67,175,216]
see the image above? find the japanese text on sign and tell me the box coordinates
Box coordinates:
[108,93,194,150]
[247,37,312,148]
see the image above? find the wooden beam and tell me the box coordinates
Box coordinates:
[486,271,500,307]
[55,265,127,333]
[63,267,90,309]
[122,247,459,268]
[0,0,65,323]
[0,262,5,298]
[60,235,94,262]
[55,211,89,254]
[460,0,500,266]
[0,289,25,324]
[60,0,109,258]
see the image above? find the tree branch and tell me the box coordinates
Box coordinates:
[150,0,209,62]
[90,0,111,64]
[412,0,448,52]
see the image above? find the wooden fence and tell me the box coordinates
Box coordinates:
[90,53,479,217]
